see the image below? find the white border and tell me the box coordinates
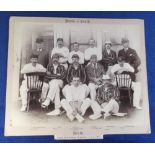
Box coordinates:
[5,17,150,137]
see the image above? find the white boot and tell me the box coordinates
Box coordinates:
[41,98,50,108]
[46,109,61,116]
[89,113,102,120]
[103,113,111,120]
[134,106,142,110]
[76,113,84,123]
[67,113,75,122]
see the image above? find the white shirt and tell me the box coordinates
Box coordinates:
[53,64,58,74]
[21,63,46,74]
[21,63,46,80]
[110,63,134,74]
[106,49,111,55]
[84,47,102,61]
[124,48,129,51]
[51,46,69,61]
[62,84,90,102]
[68,50,84,64]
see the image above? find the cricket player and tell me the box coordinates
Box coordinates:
[51,38,69,70]
[111,56,142,109]
[41,53,66,116]
[68,42,84,64]
[20,54,46,112]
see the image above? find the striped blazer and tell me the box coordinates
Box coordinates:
[45,64,66,80]
[67,64,86,84]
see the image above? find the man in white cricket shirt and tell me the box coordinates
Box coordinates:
[68,42,84,65]
[84,39,102,64]
[20,54,46,112]
[51,38,69,70]
[110,56,142,110]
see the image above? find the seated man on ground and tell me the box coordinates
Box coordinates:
[110,56,142,109]
[61,76,91,123]
[20,54,46,112]
[97,75,127,119]
[41,53,66,116]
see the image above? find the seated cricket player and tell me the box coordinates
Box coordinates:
[41,53,66,116]
[68,42,84,65]
[67,54,86,84]
[110,56,142,109]
[61,76,91,123]
[97,75,127,119]
[85,54,105,120]
[51,38,69,70]
[84,39,102,65]
[20,54,46,112]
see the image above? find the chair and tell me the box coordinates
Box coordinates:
[26,72,46,111]
[114,72,133,107]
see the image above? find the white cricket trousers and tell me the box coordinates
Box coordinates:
[20,80,28,106]
[131,81,141,108]
[61,98,90,116]
[101,99,119,114]
[41,79,63,109]
[61,98,101,116]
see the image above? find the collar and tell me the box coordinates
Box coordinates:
[106,49,111,53]
[72,64,80,69]
[91,63,97,68]
[124,48,129,51]
[31,63,38,68]
[36,48,43,52]
[53,63,59,67]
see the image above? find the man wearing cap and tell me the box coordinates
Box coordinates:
[84,39,102,65]
[68,42,84,65]
[118,38,141,74]
[101,41,117,73]
[118,38,141,109]
[51,38,69,70]
[97,81,127,119]
[31,38,49,68]
[67,54,86,84]
[20,54,46,112]
[86,54,105,120]
[110,56,142,109]
[41,54,66,116]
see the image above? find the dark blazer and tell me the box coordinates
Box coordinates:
[67,64,86,84]
[101,49,117,72]
[118,48,141,73]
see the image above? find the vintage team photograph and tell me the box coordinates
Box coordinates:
[5,17,150,137]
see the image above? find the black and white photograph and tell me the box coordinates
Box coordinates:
[5,17,150,138]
